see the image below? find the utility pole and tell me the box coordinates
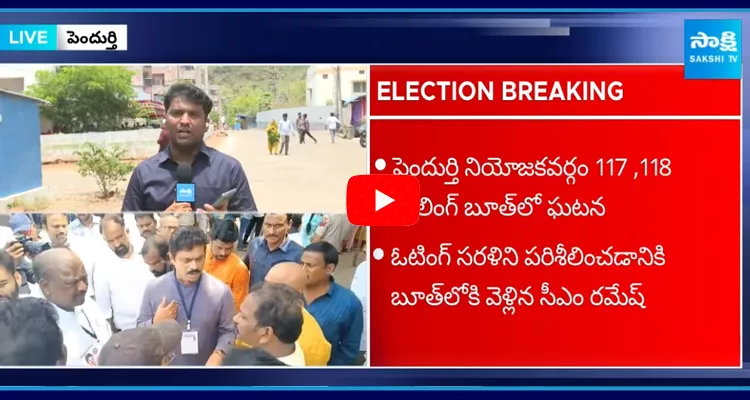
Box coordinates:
[202,65,209,92]
[216,88,224,130]
[334,65,342,129]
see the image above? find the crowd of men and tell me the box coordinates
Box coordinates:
[0,212,368,367]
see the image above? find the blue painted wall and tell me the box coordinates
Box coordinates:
[0,93,43,199]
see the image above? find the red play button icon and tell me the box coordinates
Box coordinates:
[346,175,420,227]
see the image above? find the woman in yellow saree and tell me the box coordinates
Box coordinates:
[266,120,280,155]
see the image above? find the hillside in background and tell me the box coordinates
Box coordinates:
[208,66,309,120]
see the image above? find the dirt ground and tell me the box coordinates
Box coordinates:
[3,129,365,213]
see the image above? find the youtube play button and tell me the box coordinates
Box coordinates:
[347,175,420,227]
[375,190,394,211]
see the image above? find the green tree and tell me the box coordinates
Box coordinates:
[277,80,306,108]
[259,92,274,112]
[74,142,135,198]
[26,66,137,133]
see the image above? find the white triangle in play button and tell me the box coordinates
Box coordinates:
[375,190,395,212]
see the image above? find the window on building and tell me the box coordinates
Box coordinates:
[322,74,329,79]
[352,81,366,93]
[359,70,365,74]
[182,65,195,70]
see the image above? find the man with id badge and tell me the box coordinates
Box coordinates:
[31,248,112,366]
[137,226,236,366]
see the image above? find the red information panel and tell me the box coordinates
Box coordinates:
[367,65,742,368]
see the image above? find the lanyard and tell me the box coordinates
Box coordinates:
[173,272,202,331]
[79,310,97,340]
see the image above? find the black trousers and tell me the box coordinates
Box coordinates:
[300,130,317,143]
[242,216,264,244]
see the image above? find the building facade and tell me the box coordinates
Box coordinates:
[0,65,56,93]
[127,65,217,101]
[0,90,46,199]
[306,65,367,107]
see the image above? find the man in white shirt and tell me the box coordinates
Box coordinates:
[0,225,13,248]
[278,113,294,156]
[350,260,368,365]
[31,248,112,366]
[68,214,102,243]
[95,215,155,331]
[325,112,340,144]
[44,214,105,299]
[234,282,306,366]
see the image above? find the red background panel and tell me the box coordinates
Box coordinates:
[369,65,741,117]
[369,119,741,367]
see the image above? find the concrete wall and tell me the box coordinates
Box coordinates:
[256,105,335,130]
[40,126,214,163]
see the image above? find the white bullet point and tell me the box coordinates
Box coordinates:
[374,158,386,171]
[373,248,384,260]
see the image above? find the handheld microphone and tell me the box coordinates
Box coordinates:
[174,162,195,210]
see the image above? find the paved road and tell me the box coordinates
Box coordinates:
[222,129,365,212]
[4,129,365,212]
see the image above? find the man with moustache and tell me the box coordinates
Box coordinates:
[129,213,159,254]
[141,236,173,277]
[205,219,249,311]
[244,214,304,287]
[137,226,235,366]
[44,214,103,299]
[302,241,363,366]
[121,83,256,213]
[94,215,155,331]
[32,248,112,366]
[135,214,158,239]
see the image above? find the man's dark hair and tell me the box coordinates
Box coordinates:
[223,347,288,366]
[141,236,170,258]
[169,226,208,256]
[135,213,156,222]
[99,214,126,234]
[304,241,339,267]
[0,297,65,365]
[210,219,239,243]
[303,113,308,118]
[330,112,334,116]
[266,214,293,223]
[164,83,213,118]
[248,282,303,345]
[282,113,288,118]
[0,250,15,276]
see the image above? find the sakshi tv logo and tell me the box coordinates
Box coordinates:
[683,19,742,79]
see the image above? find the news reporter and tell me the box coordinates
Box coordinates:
[121,83,257,213]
